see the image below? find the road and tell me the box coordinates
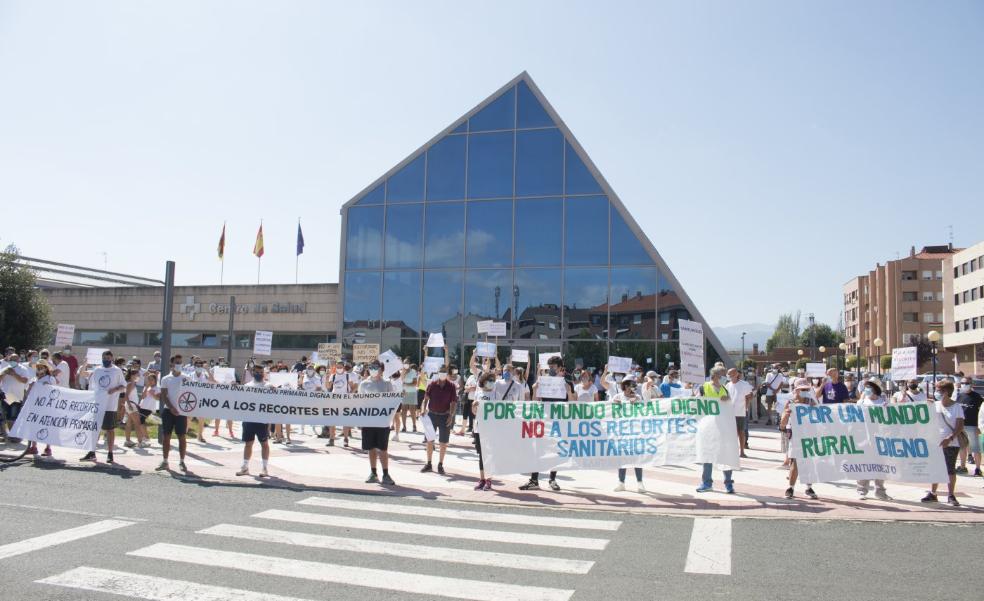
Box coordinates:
[2,461,982,601]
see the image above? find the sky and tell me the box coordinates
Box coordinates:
[1,1,982,330]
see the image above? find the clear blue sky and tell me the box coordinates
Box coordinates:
[1,1,981,329]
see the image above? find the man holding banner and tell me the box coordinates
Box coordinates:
[237,365,272,478]
[520,355,572,492]
[696,367,735,494]
[360,361,397,486]
[158,356,189,473]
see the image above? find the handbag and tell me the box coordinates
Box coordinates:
[941,408,970,450]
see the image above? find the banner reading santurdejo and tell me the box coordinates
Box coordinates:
[478,398,739,475]
[174,381,401,427]
[790,402,947,483]
[678,319,705,385]
[9,384,108,451]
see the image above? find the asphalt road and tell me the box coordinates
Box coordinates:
[2,461,982,601]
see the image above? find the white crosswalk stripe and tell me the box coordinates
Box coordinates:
[685,517,733,575]
[199,523,595,574]
[0,519,135,560]
[297,496,622,530]
[129,542,576,601]
[254,508,610,550]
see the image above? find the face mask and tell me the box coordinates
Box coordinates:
[102,359,112,368]
[306,369,315,377]
[253,373,264,382]
[960,384,971,393]
[934,391,943,401]
[502,372,512,381]
[483,383,494,391]
[369,369,380,378]
[908,384,919,391]
[864,387,873,397]
[195,367,203,374]
[28,357,37,365]
[439,373,448,381]
[548,368,557,377]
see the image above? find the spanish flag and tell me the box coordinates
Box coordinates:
[253,223,264,258]
[217,222,226,259]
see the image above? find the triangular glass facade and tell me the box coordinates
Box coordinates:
[339,74,725,371]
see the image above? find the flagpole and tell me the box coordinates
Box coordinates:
[295,217,300,285]
[257,219,262,285]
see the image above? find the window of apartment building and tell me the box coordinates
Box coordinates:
[973,317,979,330]
[903,312,919,322]
[954,266,960,278]
[921,270,933,280]
[903,291,918,302]
[973,288,980,301]
[964,290,970,303]
[901,271,917,281]
[921,291,934,301]
[965,319,971,331]
[936,291,944,301]
[77,331,127,345]
[935,270,943,280]
[922,312,934,323]
[962,263,968,276]
[955,293,961,306]
[937,313,944,323]
[956,322,961,332]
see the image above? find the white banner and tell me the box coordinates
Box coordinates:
[254,331,273,356]
[510,349,530,364]
[426,333,445,348]
[174,381,401,426]
[790,402,947,483]
[488,322,507,337]
[678,319,705,385]
[9,384,108,450]
[475,341,497,358]
[536,376,567,399]
[805,362,826,378]
[477,398,739,475]
[607,356,632,374]
[55,324,75,347]
[212,367,236,385]
[891,347,918,382]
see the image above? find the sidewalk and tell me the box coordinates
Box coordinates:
[23,423,984,523]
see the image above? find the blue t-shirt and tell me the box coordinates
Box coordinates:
[660,382,681,397]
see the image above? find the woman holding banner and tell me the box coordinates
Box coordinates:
[23,359,56,458]
[923,380,964,506]
[471,372,497,491]
[611,379,646,492]
[780,380,819,500]
[856,378,890,500]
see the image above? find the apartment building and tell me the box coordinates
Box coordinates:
[843,245,958,372]
[943,240,984,375]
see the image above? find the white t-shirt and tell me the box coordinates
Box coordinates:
[893,389,928,403]
[492,378,523,402]
[331,372,353,393]
[140,386,160,411]
[611,392,642,404]
[87,365,126,411]
[573,383,598,403]
[764,372,786,395]
[465,375,479,401]
[159,373,186,411]
[302,375,323,392]
[726,379,754,416]
[935,401,965,447]
[52,362,71,388]
[472,390,493,434]
[0,362,32,403]
[33,375,57,389]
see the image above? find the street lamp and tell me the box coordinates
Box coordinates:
[873,337,883,377]
[927,330,940,388]
[838,342,847,372]
[819,346,826,367]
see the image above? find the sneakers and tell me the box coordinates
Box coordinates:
[326,439,335,447]
[366,472,379,484]
[804,487,818,500]
[179,461,188,473]
[236,467,250,476]
[548,480,561,491]
[80,451,96,462]
[155,461,169,471]
[420,463,433,473]
[519,479,539,490]
[955,466,968,474]
[437,463,446,475]
[483,479,492,491]
[42,446,52,457]
[124,440,137,448]
[874,489,890,501]
[784,487,794,499]
[106,452,114,464]
[475,479,487,490]
[696,483,713,493]
[637,482,647,493]
[401,427,407,433]
[920,492,938,503]
[858,490,868,499]
[725,483,735,494]
[381,473,396,486]
[948,495,960,507]
[343,437,349,447]
[614,482,626,492]
[974,468,983,477]
[259,467,269,478]
[392,433,400,442]
[138,440,151,449]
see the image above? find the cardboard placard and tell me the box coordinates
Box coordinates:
[55,324,76,348]
[510,349,530,364]
[476,341,497,358]
[476,320,492,335]
[488,322,507,337]
[85,348,109,366]
[426,332,445,348]
[607,356,632,374]
[254,331,273,356]
[353,344,380,364]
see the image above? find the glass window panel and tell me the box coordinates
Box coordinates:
[515,197,562,266]
[657,270,691,341]
[565,142,602,194]
[422,270,463,337]
[386,154,425,203]
[466,200,512,267]
[610,267,658,340]
[384,204,423,268]
[424,202,465,267]
[564,341,608,373]
[426,135,466,201]
[383,271,421,338]
[611,341,657,371]
[354,183,384,206]
[513,269,562,339]
[343,271,381,338]
[611,208,653,265]
[516,128,563,197]
[464,269,512,332]
[565,196,609,266]
[517,80,553,128]
[467,132,514,199]
[345,206,383,269]
[468,86,515,132]
[451,121,467,134]
[564,268,609,339]
[272,334,330,349]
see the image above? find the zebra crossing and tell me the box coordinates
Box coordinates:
[34,496,628,601]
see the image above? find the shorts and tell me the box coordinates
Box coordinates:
[943,446,960,475]
[138,408,152,425]
[361,426,390,451]
[735,416,746,431]
[101,411,117,431]
[402,390,417,408]
[2,402,20,422]
[427,412,451,444]
[161,411,188,437]
[965,426,981,454]
[416,389,425,408]
[242,422,270,443]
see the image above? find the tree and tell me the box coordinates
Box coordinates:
[0,245,53,351]
[797,323,844,349]
[880,355,892,370]
[766,311,801,352]
[907,334,937,368]
[845,355,864,369]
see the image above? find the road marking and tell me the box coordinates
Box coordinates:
[130,543,575,601]
[298,496,621,531]
[0,519,135,561]
[38,566,319,601]
[684,517,732,575]
[254,509,609,550]
[200,523,594,575]
[0,502,147,522]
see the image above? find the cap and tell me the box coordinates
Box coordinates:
[646,370,658,378]
[35,359,54,371]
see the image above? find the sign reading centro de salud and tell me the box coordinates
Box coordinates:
[177,295,306,321]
